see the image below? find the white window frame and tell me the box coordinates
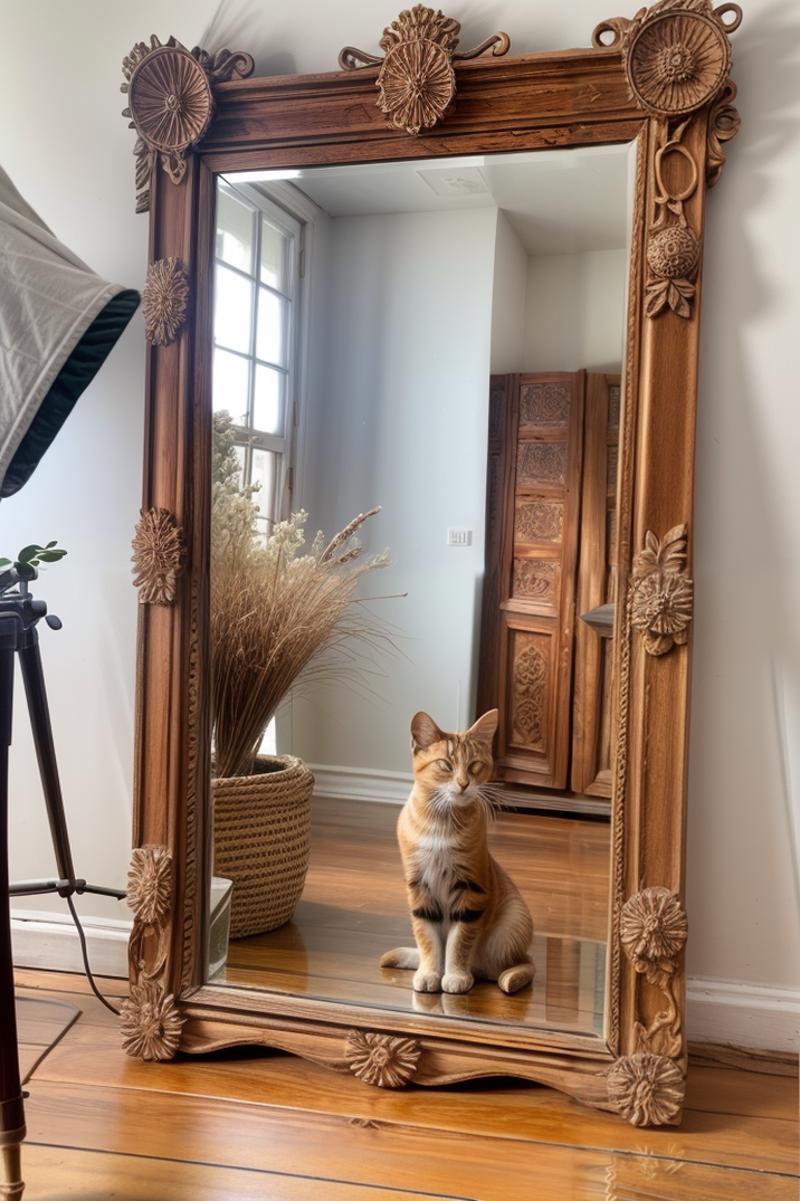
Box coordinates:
[214,180,307,531]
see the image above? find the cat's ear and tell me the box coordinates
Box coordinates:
[466,709,499,746]
[411,711,445,753]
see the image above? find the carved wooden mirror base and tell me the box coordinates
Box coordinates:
[121,2,742,1126]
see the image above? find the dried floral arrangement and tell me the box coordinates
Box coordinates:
[211,412,389,778]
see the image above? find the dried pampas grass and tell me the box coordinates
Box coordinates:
[211,413,389,778]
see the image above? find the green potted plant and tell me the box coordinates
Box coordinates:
[210,413,387,938]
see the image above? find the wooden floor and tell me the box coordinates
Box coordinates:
[13,967,799,1200]
[221,799,611,1035]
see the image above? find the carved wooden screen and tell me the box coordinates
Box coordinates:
[481,372,585,790]
[571,373,621,797]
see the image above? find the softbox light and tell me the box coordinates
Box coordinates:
[0,164,139,498]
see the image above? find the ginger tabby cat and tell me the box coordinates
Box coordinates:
[381,709,535,995]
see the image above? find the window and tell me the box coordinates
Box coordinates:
[213,181,303,538]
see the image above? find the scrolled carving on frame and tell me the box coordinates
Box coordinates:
[607,1053,685,1126]
[706,78,741,186]
[630,524,693,655]
[121,35,254,213]
[142,257,189,347]
[122,845,185,1061]
[344,1030,421,1087]
[646,119,702,319]
[131,507,185,606]
[621,887,688,1058]
[338,6,510,136]
[592,2,743,250]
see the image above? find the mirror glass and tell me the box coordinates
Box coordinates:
[207,143,633,1037]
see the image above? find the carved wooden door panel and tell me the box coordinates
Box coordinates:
[479,372,585,789]
[571,373,621,797]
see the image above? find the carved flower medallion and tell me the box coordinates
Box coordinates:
[127,845,172,926]
[377,7,459,134]
[607,1053,684,1126]
[632,571,693,649]
[126,44,214,158]
[631,525,693,656]
[121,36,254,212]
[142,257,189,347]
[131,508,184,606]
[121,981,184,1061]
[621,888,688,981]
[626,4,733,116]
[345,1030,421,1087]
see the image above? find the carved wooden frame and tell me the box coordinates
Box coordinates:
[122,2,743,1125]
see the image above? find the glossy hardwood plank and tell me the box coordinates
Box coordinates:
[15,980,799,1199]
[23,1080,798,1201]
[34,1039,798,1176]
[23,984,796,1167]
[22,1144,463,1200]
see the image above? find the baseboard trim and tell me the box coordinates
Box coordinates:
[310,763,412,805]
[309,764,609,815]
[686,976,800,1054]
[11,908,130,979]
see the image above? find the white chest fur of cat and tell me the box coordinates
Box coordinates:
[380,709,535,996]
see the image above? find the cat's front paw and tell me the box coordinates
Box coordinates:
[413,969,442,993]
[442,971,474,994]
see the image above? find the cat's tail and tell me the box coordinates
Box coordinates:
[497,961,535,994]
[380,947,420,970]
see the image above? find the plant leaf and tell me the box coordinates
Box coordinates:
[18,544,42,563]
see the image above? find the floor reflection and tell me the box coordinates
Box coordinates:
[218,797,610,1036]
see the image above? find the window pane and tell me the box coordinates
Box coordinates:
[216,189,255,273]
[215,265,253,354]
[251,448,277,531]
[253,365,285,435]
[260,219,289,292]
[212,349,249,424]
[256,287,288,366]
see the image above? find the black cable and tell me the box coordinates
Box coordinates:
[65,893,121,1016]
[19,997,81,1084]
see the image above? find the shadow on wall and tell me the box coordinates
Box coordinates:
[687,0,800,980]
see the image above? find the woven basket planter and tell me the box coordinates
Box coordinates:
[212,755,314,939]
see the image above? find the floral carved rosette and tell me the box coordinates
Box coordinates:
[131,508,185,606]
[621,887,687,1057]
[339,7,510,136]
[142,257,189,347]
[121,35,254,212]
[607,1053,685,1127]
[376,7,459,135]
[128,845,173,927]
[593,0,741,117]
[630,525,693,656]
[121,981,185,1061]
[345,1030,421,1087]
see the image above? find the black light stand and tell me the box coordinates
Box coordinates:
[0,563,126,1198]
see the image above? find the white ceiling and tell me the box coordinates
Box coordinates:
[232,144,632,255]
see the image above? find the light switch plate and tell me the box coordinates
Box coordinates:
[447,528,472,547]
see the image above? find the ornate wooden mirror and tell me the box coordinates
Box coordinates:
[121,1,743,1126]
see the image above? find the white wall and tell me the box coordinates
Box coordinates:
[1,0,798,1042]
[490,211,528,373]
[291,208,497,772]
[522,249,628,371]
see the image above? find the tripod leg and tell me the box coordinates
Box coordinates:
[17,637,76,886]
[0,646,25,1200]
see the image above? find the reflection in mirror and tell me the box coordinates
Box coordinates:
[207,144,633,1037]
